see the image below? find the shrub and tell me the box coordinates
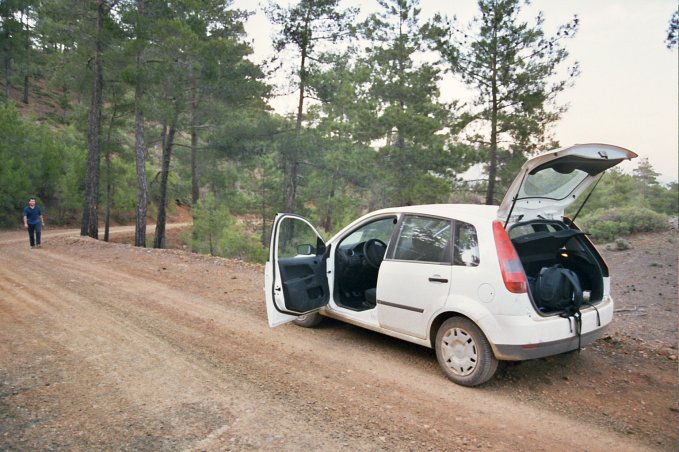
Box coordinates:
[191,194,267,263]
[577,206,669,242]
[614,238,632,250]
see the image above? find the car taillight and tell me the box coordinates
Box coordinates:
[492,220,527,294]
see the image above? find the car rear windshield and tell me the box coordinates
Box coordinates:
[519,167,589,200]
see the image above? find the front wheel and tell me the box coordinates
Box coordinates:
[292,312,323,328]
[435,317,498,387]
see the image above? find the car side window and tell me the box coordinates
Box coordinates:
[276,217,324,259]
[393,215,452,264]
[453,221,480,267]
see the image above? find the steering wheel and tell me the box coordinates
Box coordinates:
[363,238,387,269]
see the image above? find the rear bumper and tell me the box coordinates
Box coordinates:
[493,324,609,360]
[486,297,613,361]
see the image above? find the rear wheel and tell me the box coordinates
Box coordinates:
[292,312,323,328]
[435,317,498,386]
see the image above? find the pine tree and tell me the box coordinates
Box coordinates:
[430,0,579,204]
[265,0,357,212]
[358,0,456,207]
[81,0,120,239]
[0,0,23,100]
[667,10,678,49]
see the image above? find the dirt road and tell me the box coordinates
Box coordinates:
[1,227,677,450]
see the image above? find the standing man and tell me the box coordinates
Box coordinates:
[23,198,45,248]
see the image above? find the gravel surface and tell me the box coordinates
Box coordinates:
[0,226,676,450]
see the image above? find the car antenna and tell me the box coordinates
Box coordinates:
[503,170,528,229]
[568,172,605,228]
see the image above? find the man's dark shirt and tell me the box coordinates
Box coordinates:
[23,206,42,225]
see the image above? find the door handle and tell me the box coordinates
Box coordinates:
[428,277,448,283]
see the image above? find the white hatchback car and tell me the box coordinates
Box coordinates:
[264,143,637,386]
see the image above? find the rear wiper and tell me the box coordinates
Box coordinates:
[569,173,605,228]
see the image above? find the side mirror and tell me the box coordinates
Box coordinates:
[296,244,315,255]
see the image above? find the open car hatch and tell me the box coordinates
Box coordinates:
[498,143,638,225]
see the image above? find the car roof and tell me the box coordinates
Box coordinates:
[327,204,500,244]
[369,204,499,222]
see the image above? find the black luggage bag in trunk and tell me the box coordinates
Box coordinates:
[509,221,606,314]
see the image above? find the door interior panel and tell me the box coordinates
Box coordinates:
[278,256,328,312]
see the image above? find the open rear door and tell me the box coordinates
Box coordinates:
[498,143,637,225]
[264,214,330,327]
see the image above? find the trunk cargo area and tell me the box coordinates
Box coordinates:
[509,221,607,313]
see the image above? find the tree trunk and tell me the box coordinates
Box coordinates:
[4,14,11,100]
[486,103,498,205]
[80,0,106,239]
[285,43,308,214]
[321,168,337,232]
[21,6,29,104]
[190,72,200,205]
[154,108,177,249]
[295,48,306,131]
[104,149,111,242]
[397,126,409,206]
[102,98,118,242]
[260,189,268,246]
[3,54,10,99]
[191,124,199,203]
[134,87,148,247]
[285,160,299,213]
[22,75,28,104]
[485,23,499,206]
[189,120,198,252]
[133,0,148,248]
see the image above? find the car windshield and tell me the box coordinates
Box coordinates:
[340,217,397,247]
[519,167,589,200]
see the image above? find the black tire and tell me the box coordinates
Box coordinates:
[434,317,498,387]
[292,311,323,328]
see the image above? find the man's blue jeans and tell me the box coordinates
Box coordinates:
[28,223,41,247]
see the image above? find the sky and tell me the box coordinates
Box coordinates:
[234,0,678,184]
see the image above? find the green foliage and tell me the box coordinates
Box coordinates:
[5,0,677,268]
[103,154,148,224]
[613,238,631,251]
[632,158,678,216]
[0,103,85,226]
[568,161,676,242]
[265,0,357,96]
[0,0,39,103]
[577,207,668,243]
[352,0,466,208]
[51,125,87,221]
[568,165,678,218]
[191,194,267,263]
[263,0,359,214]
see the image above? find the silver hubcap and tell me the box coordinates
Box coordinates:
[441,327,478,376]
